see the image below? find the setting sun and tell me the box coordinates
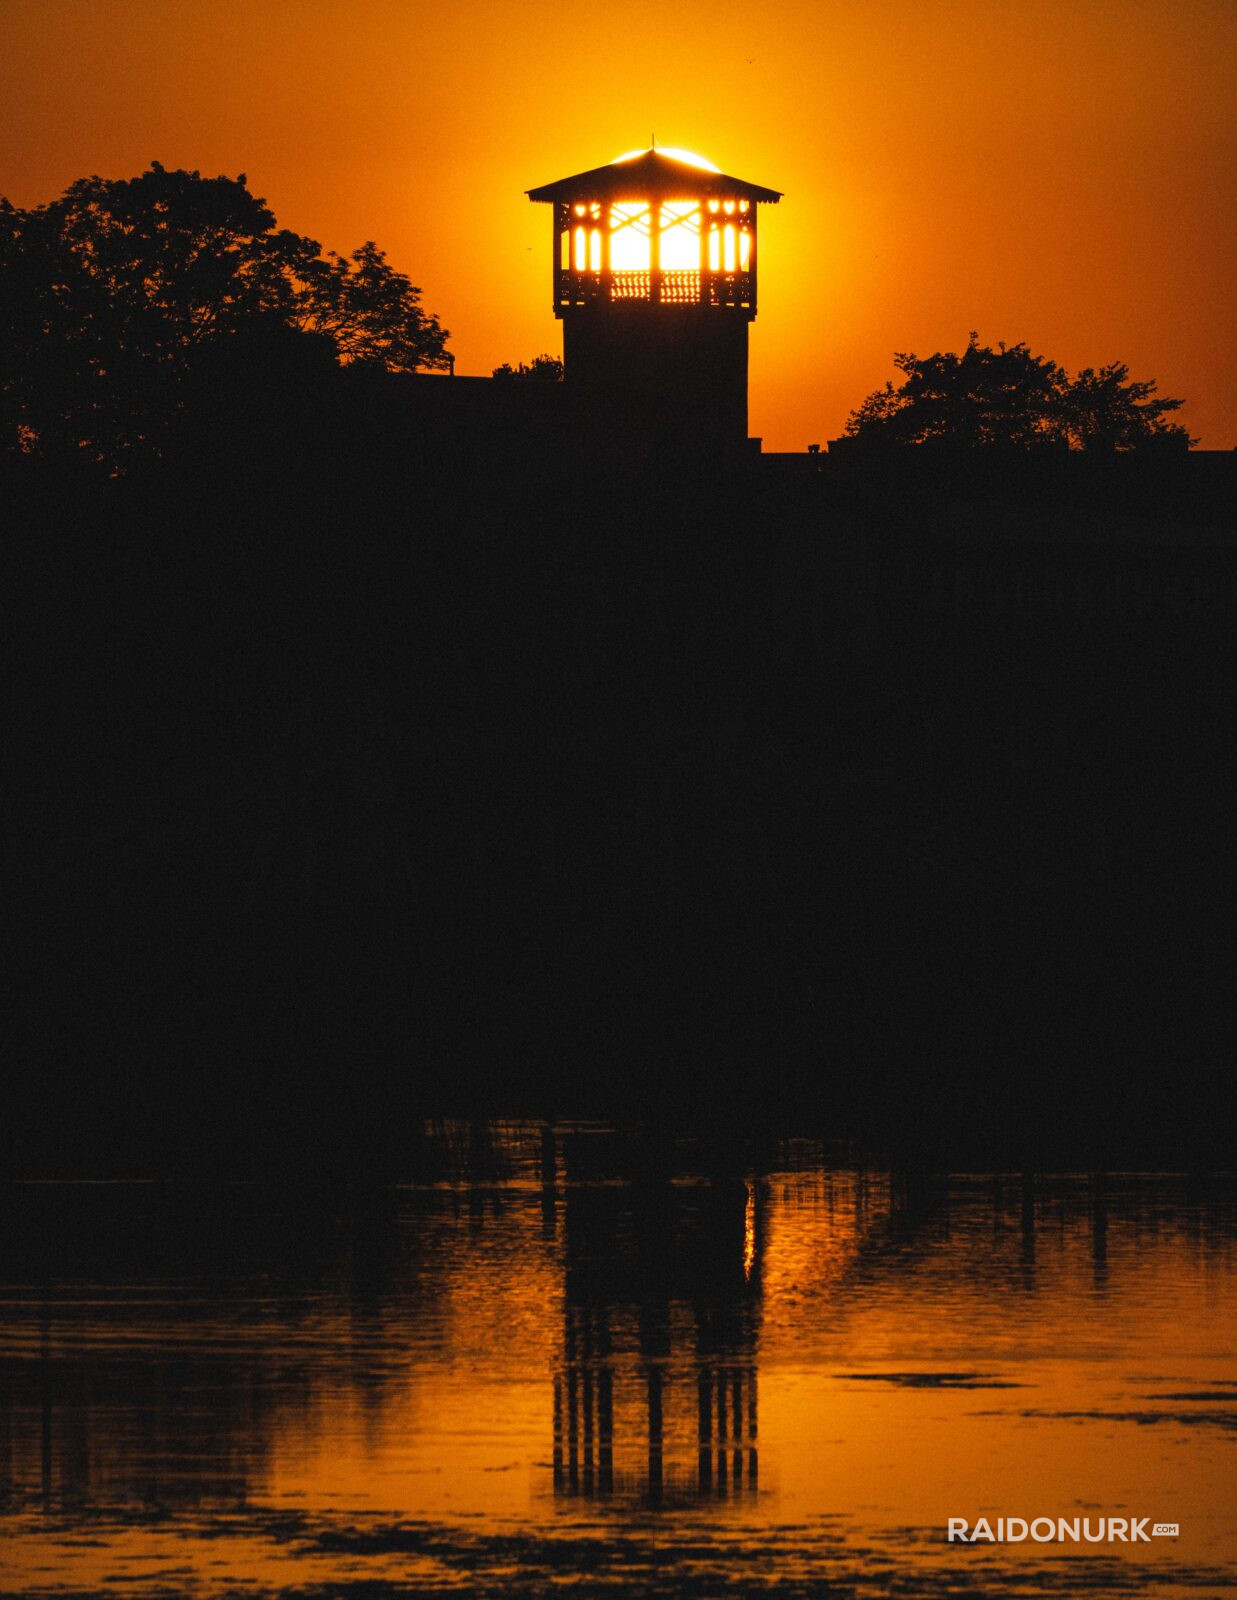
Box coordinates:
[612,145,721,172]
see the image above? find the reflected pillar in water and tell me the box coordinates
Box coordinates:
[554,1349,759,1504]
[599,1365,614,1490]
[749,1363,758,1485]
[696,1362,757,1494]
[554,1303,615,1495]
[552,1371,561,1485]
[1020,1169,1037,1289]
[697,1369,711,1491]
[539,1123,558,1243]
[646,1362,663,1504]
[40,1298,52,1510]
[1090,1172,1109,1292]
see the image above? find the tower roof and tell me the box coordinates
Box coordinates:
[527,148,781,206]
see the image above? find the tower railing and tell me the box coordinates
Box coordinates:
[611,270,650,301]
[660,270,700,304]
[554,266,754,310]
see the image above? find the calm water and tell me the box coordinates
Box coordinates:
[0,1125,1233,1598]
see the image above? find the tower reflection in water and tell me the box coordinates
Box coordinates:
[550,1134,762,1506]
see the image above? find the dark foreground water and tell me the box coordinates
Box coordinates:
[0,1126,1233,1598]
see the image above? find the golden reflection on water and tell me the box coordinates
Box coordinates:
[0,1127,1233,1597]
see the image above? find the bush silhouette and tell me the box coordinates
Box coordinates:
[845,333,1191,451]
[491,354,564,382]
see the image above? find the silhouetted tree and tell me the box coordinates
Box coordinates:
[491,354,564,381]
[845,334,1191,450]
[1062,362,1190,451]
[0,163,450,467]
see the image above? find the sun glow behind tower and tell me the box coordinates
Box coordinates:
[533,148,777,313]
[612,146,721,172]
[564,151,748,276]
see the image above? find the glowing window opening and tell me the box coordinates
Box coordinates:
[610,202,651,270]
[659,201,701,271]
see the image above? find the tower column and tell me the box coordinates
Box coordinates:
[650,200,661,306]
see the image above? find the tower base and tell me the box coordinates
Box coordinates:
[562,305,750,455]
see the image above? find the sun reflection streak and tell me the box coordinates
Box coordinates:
[743,1182,757,1280]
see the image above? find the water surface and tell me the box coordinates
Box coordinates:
[1,1126,1233,1597]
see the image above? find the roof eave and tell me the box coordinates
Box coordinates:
[527,157,781,205]
[528,182,782,205]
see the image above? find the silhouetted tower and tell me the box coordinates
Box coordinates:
[527,148,781,452]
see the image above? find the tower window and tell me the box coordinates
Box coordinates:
[609,203,652,271]
[659,202,701,271]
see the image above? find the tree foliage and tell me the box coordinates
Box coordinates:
[1063,361,1189,451]
[491,354,564,382]
[1,163,451,466]
[845,334,1191,451]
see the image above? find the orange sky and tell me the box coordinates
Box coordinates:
[2,0,1233,450]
